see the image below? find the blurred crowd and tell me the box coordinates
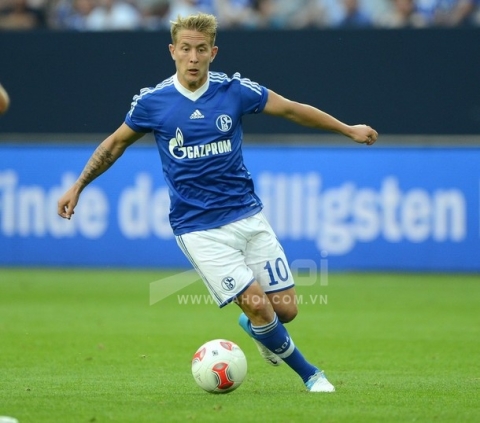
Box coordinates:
[0,0,479,31]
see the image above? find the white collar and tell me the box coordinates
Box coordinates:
[173,73,209,101]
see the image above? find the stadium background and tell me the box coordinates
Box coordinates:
[1,27,480,272]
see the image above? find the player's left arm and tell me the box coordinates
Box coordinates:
[263,89,378,145]
[0,83,10,115]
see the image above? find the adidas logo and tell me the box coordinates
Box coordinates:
[190,109,204,119]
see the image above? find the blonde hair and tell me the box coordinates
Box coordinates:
[170,13,218,47]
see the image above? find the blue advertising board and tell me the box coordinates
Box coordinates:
[0,143,478,271]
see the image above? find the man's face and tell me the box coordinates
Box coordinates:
[169,30,218,92]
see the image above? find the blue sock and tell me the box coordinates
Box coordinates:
[238,312,318,383]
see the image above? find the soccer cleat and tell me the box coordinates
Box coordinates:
[252,338,283,366]
[238,313,283,366]
[305,370,335,393]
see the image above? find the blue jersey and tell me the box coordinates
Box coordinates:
[125,72,268,235]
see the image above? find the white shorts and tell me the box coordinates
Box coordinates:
[176,211,294,307]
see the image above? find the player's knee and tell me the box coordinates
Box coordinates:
[243,298,270,318]
[237,294,274,324]
[277,305,298,323]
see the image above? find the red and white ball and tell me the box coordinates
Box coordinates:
[191,339,247,393]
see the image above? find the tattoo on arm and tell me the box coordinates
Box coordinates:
[78,145,117,188]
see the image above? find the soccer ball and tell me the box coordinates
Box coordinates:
[191,339,247,393]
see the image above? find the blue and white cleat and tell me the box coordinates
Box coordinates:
[305,370,335,392]
[238,313,283,366]
[252,338,283,366]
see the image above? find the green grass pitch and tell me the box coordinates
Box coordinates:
[1,268,479,422]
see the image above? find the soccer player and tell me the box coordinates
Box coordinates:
[57,13,378,393]
[0,83,10,114]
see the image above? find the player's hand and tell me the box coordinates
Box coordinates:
[57,185,80,220]
[348,124,378,146]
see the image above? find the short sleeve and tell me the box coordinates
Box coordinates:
[235,75,268,115]
[124,92,153,133]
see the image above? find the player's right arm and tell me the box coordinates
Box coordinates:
[57,123,144,220]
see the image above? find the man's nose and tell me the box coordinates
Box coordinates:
[189,51,199,63]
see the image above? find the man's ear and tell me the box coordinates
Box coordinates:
[169,44,175,60]
[210,46,219,63]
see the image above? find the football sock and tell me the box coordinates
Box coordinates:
[239,312,318,383]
